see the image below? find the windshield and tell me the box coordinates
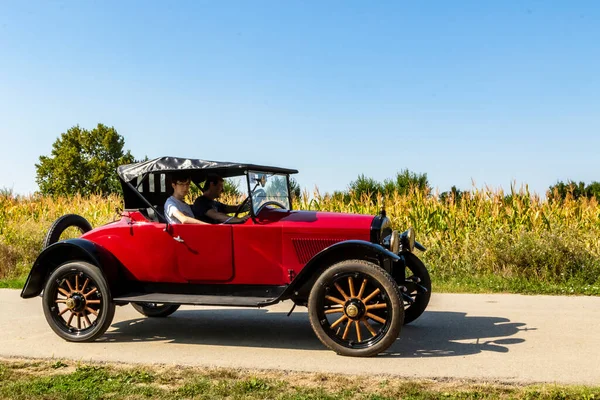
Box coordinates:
[248,171,291,214]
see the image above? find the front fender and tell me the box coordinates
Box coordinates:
[20,238,122,299]
[278,240,400,302]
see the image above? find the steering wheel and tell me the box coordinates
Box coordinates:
[233,196,250,218]
[233,188,268,218]
[255,200,287,215]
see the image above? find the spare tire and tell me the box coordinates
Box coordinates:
[43,214,93,248]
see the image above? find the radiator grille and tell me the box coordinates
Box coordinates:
[292,238,343,264]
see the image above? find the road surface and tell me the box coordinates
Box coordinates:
[1,289,598,385]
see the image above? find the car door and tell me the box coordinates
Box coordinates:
[169,224,233,281]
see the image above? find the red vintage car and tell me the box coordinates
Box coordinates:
[21,157,431,357]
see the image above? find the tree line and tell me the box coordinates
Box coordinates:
[34,124,598,202]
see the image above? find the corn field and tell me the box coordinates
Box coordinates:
[1,186,599,294]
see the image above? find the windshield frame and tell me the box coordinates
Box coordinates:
[245,170,293,216]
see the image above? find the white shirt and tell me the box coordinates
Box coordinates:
[164,196,194,224]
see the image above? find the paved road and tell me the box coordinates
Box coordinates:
[1,289,598,385]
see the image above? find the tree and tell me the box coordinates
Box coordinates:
[349,170,430,204]
[586,182,600,199]
[265,175,289,197]
[383,169,430,196]
[289,177,301,200]
[547,180,600,201]
[349,174,383,203]
[439,185,464,204]
[223,179,241,197]
[36,124,134,196]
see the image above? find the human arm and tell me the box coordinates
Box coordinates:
[205,209,249,224]
[172,209,208,224]
[222,204,238,214]
[222,201,249,214]
[165,197,208,225]
[193,197,249,224]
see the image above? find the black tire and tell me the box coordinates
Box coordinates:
[308,259,404,357]
[42,261,115,342]
[131,303,180,318]
[399,252,431,325]
[43,214,93,248]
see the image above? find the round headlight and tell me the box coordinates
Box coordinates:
[407,227,415,251]
[380,217,391,242]
[400,227,416,252]
[371,215,392,244]
[390,230,399,253]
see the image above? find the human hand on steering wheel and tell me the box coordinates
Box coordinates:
[240,201,251,213]
[234,197,250,218]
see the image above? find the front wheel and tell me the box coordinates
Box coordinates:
[398,252,431,324]
[132,303,180,318]
[308,260,403,357]
[42,261,115,342]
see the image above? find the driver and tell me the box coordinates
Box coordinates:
[192,174,250,224]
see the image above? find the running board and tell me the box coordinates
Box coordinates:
[113,292,277,307]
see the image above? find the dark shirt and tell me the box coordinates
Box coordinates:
[192,195,226,224]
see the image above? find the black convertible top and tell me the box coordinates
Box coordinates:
[117,156,298,215]
[117,156,298,182]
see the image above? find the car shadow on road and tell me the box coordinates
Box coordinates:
[386,311,533,358]
[103,308,533,358]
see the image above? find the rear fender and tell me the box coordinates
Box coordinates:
[20,238,122,299]
[280,240,400,303]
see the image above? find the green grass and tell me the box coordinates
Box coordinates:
[0,276,26,289]
[432,273,600,296]
[0,359,599,400]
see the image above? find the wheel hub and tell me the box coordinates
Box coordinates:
[66,293,86,312]
[65,298,75,309]
[346,304,359,318]
[344,299,366,320]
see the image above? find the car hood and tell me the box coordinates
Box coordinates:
[258,209,374,239]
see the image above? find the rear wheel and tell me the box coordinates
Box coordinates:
[308,260,403,357]
[42,261,115,342]
[132,303,180,318]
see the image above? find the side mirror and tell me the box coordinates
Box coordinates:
[253,173,267,187]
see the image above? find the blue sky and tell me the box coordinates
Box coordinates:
[1,1,598,197]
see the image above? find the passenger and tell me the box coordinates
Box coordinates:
[192,174,250,224]
[164,173,208,224]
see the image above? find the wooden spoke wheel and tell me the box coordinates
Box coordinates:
[132,303,180,318]
[398,252,431,325]
[308,260,403,357]
[42,262,115,342]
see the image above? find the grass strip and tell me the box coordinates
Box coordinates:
[0,358,599,400]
